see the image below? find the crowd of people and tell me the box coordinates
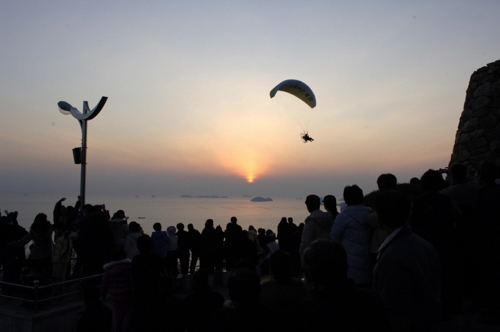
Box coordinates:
[1,159,500,331]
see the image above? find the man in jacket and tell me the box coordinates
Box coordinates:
[373,191,441,332]
[299,195,333,258]
[331,185,374,287]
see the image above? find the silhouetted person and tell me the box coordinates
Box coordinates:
[473,160,500,324]
[331,185,374,287]
[131,234,167,330]
[79,205,114,278]
[16,213,53,280]
[377,173,397,191]
[166,225,179,278]
[277,217,292,254]
[259,250,307,328]
[124,221,143,259]
[225,217,243,269]
[200,219,218,273]
[441,163,480,220]
[177,223,190,275]
[182,268,225,331]
[374,191,441,331]
[151,222,169,266]
[0,214,27,294]
[187,223,201,274]
[100,249,133,332]
[211,268,275,332]
[289,239,390,332]
[299,195,333,258]
[109,210,129,252]
[409,169,463,315]
[323,195,339,220]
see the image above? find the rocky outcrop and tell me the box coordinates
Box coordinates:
[448,60,500,173]
[250,196,273,202]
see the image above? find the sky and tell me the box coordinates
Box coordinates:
[1,1,500,200]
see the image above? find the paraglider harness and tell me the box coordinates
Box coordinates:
[301,132,314,143]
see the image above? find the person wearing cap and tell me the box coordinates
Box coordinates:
[322,195,339,221]
[299,195,333,258]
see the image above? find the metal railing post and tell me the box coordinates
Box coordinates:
[33,280,39,311]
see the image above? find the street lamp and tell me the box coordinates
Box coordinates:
[58,96,108,214]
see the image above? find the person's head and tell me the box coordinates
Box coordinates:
[303,239,348,291]
[7,211,18,222]
[420,169,445,192]
[410,177,420,185]
[377,173,397,191]
[249,225,256,231]
[176,223,185,231]
[31,213,50,233]
[477,160,498,186]
[374,191,411,231]
[129,221,142,233]
[167,226,176,235]
[205,219,214,227]
[187,223,194,231]
[136,234,153,254]
[305,195,321,212]
[227,268,261,306]
[288,217,294,224]
[258,228,265,236]
[269,250,294,283]
[343,185,364,206]
[322,195,337,212]
[230,216,237,224]
[112,210,125,219]
[88,205,101,215]
[449,163,468,184]
[153,222,162,232]
[83,204,93,215]
[279,217,287,224]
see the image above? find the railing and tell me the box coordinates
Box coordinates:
[0,273,103,312]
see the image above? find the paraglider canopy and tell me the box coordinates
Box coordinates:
[270,79,316,108]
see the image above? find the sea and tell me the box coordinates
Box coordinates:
[1,194,313,234]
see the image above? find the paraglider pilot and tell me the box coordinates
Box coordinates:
[301,132,314,143]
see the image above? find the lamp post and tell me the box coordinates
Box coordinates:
[58,97,108,214]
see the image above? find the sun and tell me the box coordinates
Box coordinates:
[247,175,254,183]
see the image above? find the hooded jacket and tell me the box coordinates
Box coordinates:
[124,232,142,259]
[330,204,374,285]
[151,231,169,258]
[100,258,133,301]
[299,210,333,257]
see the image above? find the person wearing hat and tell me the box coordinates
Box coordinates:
[299,195,333,259]
[322,195,339,221]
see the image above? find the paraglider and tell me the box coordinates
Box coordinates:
[301,132,314,143]
[270,79,316,142]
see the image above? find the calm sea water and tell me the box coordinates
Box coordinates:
[1,194,310,234]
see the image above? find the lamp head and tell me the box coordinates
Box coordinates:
[58,101,72,115]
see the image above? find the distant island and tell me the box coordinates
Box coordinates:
[180,195,228,198]
[250,196,273,202]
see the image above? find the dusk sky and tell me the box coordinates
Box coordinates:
[1,1,500,199]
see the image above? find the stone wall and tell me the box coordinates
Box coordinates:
[448,59,500,174]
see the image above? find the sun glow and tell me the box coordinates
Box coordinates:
[247,175,254,183]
